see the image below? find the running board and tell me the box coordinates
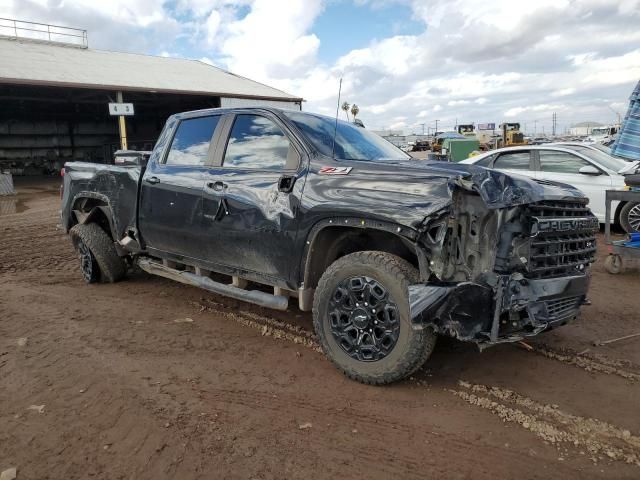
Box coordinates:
[137,258,289,311]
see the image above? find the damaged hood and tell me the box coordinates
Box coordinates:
[391,161,587,209]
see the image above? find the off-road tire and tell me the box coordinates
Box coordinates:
[70,223,126,283]
[619,202,640,233]
[313,251,436,385]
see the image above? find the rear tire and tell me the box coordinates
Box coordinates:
[312,251,436,385]
[619,202,640,233]
[70,223,125,283]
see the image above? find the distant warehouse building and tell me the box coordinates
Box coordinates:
[0,20,303,174]
[568,121,604,137]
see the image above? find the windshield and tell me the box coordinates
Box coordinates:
[284,111,410,161]
[560,144,628,171]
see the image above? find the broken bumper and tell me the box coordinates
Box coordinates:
[409,273,590,346]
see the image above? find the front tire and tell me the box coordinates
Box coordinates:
[312,251,436,385]
[70,223,126,283]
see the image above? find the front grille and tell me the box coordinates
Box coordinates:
[545,296,582,321]
[526,200,597,279]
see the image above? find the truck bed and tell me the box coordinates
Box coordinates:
[61,162,143,240]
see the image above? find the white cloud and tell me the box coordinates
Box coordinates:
[2,0,639,134]
[504,104,565,118]
[551,88,576,97]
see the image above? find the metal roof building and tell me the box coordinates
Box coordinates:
[0,19,303,173]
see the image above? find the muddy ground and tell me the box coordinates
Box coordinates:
[1,177,640,480]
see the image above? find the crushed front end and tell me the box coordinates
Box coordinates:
[410,169,598,347]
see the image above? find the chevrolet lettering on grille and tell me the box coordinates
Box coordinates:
[531,216,599,236]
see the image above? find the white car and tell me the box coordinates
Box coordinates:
[460,145,640,229]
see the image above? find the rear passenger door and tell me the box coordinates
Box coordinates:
[139,114,222,260]
[201,112,306,284]
[491,150,536,179]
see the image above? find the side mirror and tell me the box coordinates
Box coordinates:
[114,150,151,167]
[578,165,601,175]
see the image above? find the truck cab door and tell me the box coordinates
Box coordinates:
[138,114,223,260]
[201,112,306,286]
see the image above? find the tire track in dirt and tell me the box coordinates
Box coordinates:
[530,344,640,382]
[195,300,322,353]
[190,302,640,469]
[450,380,640,467]
[197,298,640,383]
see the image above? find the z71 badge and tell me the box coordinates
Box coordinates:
[319,166,353,175]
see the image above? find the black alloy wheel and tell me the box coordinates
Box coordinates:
[77,237,98,283]
[328,275,401,362]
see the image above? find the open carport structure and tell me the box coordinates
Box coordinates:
[0,19,303,174]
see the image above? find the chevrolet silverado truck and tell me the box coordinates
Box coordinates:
[61,107,598,384]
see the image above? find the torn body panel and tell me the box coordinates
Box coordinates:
[409,273,590,347]
[408,170,597,347]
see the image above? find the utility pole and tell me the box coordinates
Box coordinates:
[534,120,538,136]
[434,119,439,135]
[552,112,557,137]
[608,105,622,126]
[420,123,425,135]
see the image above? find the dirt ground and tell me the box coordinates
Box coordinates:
[1,177,640,480]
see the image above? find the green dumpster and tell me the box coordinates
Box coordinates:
[442,138,480,162]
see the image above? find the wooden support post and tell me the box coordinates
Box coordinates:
[116,91,128,150]
[231,276,248,289]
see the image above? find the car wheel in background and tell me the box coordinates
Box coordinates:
[619,202,640,233]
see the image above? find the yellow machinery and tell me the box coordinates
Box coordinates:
[499,123,528,147]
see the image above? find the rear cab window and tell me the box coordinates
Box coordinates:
[164,115,221,166]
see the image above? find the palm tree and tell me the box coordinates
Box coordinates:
[341,101,351,121]
[350,104,360,121]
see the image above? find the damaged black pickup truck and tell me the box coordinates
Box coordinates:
[61,107,598,384]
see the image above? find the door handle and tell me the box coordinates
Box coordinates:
[206,181,227,192]
[145,176,160,185]
[278,175,296,193]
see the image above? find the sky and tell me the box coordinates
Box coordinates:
[1,0,639,135]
